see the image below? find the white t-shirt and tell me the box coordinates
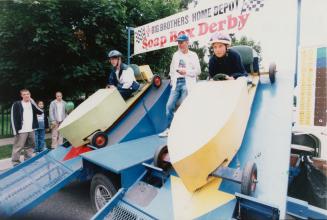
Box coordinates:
[169,50,201,91]
[115,67,136,89]
[19,101,33,133]
[56,101,64,122]
[37,113,44,122]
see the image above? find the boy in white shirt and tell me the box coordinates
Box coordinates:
[107,50,140,100]
[159,34,201,137]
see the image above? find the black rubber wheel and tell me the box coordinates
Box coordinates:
[269,62,276,84]
[90,173,118,212]
[213,73,229,81]
[153,145,170,170]
[91,131,108,148]
[241,162,257,196]
[153,75,162,88]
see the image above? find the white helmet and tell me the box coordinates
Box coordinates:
[108,50,123,58]
[209,32,231,46]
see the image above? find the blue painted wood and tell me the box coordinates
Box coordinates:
[82,135,167,173]
[106,80,170,146]
[219,74,294,217]
[0,150,83,217]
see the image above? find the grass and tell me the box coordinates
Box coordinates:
[0,144,12,159]
[0,138,52,159]
[0,113,13,137]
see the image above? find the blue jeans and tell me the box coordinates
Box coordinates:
[166,78,188,128]
[35,128,45,152]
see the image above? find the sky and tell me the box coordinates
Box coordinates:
[194,0,327,74]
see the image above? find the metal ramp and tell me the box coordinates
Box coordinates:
[91,189,156,220]
[0,150,82,217]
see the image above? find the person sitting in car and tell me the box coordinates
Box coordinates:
[107,50,140,100]
[208,32,247,80]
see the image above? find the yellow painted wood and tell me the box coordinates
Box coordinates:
[170,175,234,219]
[59,88,127,146]
[137,65,154,82]
[59,83,152,147]
[59,65,155,147]
[168,78,251,192]
[59,88,128,147]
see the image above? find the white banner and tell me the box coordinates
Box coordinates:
[134,0,266,55]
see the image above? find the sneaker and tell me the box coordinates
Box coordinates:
[158,128,169,137]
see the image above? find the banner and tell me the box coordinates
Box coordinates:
[296,46,327,128]
[134,0,265,55]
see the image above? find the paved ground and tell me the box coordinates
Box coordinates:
[0,157,12,171]
[25,181,94,220]
[0,133,52,171]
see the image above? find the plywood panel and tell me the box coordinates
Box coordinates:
[168,78,250,191]
[59,88,127,146]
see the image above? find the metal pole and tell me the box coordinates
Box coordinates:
[126,27,134,65]
[127,27,131,65]
[294,0,302,87]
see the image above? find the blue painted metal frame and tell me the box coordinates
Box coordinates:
[107,81,170,144]
[89,74,295,219]
[219,75,294,217]
[287,196,327,219]
[0,149,49,179]
[82,135,167,189]
[13,165,82,217]
[0,151,83,217]
[92,188,126,220]
[231,193,280,220]
[211,166,242,184]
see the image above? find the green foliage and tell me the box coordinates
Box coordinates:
[0,0,182,103]
[190,41,208,80]
[125,0,180,77]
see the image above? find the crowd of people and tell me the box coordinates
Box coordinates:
[9,31,247,166]
[10,90,68,166]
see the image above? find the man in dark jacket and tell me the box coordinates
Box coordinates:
[10,89,43,166]
[208,32,247,80]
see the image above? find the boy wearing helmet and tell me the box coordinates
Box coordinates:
[107,50,140,100]
[209,32,247,80]
[159,34,201,137]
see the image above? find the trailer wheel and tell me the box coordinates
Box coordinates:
[241,162,257,196]
[90,173,118,212]
[91,131,108,148]
[154,145,170,170]
[269,62,276,84]
[153,75,162,88]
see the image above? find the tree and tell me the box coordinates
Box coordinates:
[0,0,183,103]
[190,41,208,80]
